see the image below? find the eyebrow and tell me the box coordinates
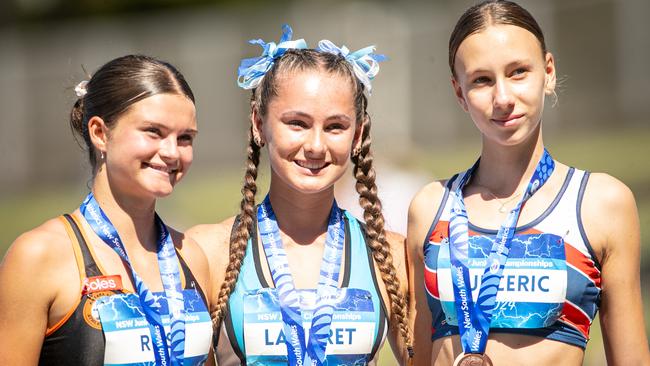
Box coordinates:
[280,110,352,122]
[142,121,198,135]
[465,59,535,75]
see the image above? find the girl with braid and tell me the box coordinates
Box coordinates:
[407,1,649,365]
[188,25,413,365]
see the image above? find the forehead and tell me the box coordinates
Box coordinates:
[117,93,197,128]
[269,69,356,113]
[454,24,544,73]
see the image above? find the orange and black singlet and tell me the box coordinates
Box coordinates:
[38,214,211,365]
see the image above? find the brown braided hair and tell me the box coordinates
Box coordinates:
[351,113,413,358]
[213,48,413,358]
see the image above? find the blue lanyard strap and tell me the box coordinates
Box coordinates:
[448,150,555,355]
[80,192,186,365]
[257,195,345,366]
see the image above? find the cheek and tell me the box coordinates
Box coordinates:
[466,89,493,115]
[180,146,194,166]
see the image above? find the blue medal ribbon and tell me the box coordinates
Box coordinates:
[448,150,555,355]
[257,195,345,366]
[80,192,186,365]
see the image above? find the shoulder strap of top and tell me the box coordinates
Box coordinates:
[60,214,102,278]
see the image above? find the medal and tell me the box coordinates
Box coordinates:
[80,192,186,365]
[257,194,346,366]
[453,353,493,366]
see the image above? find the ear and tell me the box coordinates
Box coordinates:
[451,77,469,112]
[543,52,557,95]
[87,116,109,155]
[250,103,265,146]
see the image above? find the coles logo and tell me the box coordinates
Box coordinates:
[82,275,123,295]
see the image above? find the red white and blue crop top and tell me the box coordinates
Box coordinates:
[423,168,601,348]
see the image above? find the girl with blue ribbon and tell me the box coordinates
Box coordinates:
[408,1,650,365]
[188,25,413,365]
[0,55,213,365]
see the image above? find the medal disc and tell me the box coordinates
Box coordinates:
[452,353,492,366]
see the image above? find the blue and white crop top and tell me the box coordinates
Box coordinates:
[215,210,389,365]
[423,168,601,348]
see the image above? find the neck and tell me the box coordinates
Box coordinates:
[267,181,335,245]
[473,126,546,196]
[90,169,159,253]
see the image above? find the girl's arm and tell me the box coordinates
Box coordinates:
[582,173,650,365]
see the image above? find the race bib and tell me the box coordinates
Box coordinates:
[243,287,376,365]
[438,233,567,328]
[96,289,212,365]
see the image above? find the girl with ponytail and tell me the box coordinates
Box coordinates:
[188,25,413,365]
[0,55,213,365]
[408,1,649,365]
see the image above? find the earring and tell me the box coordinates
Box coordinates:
[100,151,105,160]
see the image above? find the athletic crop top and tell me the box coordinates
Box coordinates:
[423,168,601,349]
[215,210,389,366]
[38,214,212,365]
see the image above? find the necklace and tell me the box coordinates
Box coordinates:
[474,178,522,213]
[483,189,522,213]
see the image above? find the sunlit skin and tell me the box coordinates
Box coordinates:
[0,92,211,365]
[452,24,555,148]
[93,93,198,202]
[408,23,649,366]
[188,67,412,365]
[254,70,361,198]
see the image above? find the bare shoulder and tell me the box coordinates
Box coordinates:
[408,180,448,222]
[583,172,636,209]
[407,180,448,253]
[1,217,73,299]
[581,172,638,259]
[2,217,71,269]
[185,216,236,259]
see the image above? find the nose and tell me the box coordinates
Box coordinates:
[303,129,326,157]
[159,135,180,161]
[493,78,515,111]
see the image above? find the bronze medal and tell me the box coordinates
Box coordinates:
[452,353,493,366]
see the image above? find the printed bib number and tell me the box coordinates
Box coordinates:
[96,289,212,366]
[243,287,376,365]
[438,233,567,328]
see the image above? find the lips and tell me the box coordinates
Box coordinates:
[143,162,178,175]
[295,160,330,173]
[491,113,524,127]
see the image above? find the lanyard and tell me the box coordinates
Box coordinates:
[257,195,345,366]
[448,150,555,355]
[80,192,186,365]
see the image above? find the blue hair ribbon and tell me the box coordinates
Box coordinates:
[237,24,308,89]
[315,39,386,96]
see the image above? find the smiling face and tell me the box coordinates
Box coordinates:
[254,69,361,195]
[452,24,556,147]
[99,93,197,199]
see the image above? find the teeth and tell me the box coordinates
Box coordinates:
[296,160,327,170]
[147,163,177,174]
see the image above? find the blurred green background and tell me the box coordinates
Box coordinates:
[1,0,648,364]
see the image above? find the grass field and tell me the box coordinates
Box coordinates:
[1,127,649,365]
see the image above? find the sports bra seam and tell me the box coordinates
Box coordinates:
[45,215,86,336]
[576,171,602,271]
[360,220,388,359]
[422,177,453,251]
